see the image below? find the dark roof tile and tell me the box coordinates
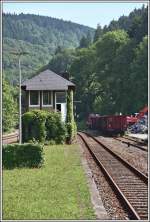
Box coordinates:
[22,69,75,90]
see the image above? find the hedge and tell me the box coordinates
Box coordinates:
[46,112,66,144]
[22,110,66,144]
[22,110,47,143]
[3,143,44,169]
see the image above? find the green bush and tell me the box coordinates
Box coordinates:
[32,110,47,142]
[22,110,47,143]
[46,112,66,144]
[3,143,44,169]
[22,111,35,142]
[22,110,66,144]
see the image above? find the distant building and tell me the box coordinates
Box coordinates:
[21,69,75,121]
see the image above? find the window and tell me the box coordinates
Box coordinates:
[43,91,52,105]
[56,92,66,103]
[30,91,39,106]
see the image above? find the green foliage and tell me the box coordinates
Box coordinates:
[3,13,94,84]
[94,30,130,114]
[46,112,66,144]
[70,46,100,119]
[128,6,148,43]
[2,143,44,169]
[3,5,148,128]
[102,5,148,40]
[95,29,129,63]
[78,32,92,49]
[93,24,103,42]
[22,110,66,144]
[3,13,94,46]
[47,48,76,74]
[3,38,53,84]
[110,39,137,114]
[2,78,18,132]
[22,110,47,143]
[129,36,148,111]
[66,89,76,143]
[70,25,148,117]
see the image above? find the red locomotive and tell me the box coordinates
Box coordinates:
[87,114,127,135]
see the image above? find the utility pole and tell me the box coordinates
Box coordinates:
[11,51,29,144]
[18,56,22,144]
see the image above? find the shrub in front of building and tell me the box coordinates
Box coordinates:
[46,112,66,144]
[22,110,47,143]
[2,143,44,169]
[22,110,66,144]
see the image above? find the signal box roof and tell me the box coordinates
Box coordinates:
[22,69,75,91]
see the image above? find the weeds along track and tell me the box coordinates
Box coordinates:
[78,132,148,220]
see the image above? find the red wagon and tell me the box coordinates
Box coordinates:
[98,115,127,135]
[87,114,127,135]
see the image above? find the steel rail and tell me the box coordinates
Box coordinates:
[78,132,148,220]
[113,137,148,152]
[123,135,147,144]
[84,131,148,182]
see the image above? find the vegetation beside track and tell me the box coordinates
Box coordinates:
[3,144,95,220]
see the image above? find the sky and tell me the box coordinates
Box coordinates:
[3,1,148,28]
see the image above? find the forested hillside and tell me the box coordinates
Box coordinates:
[2,6,148,132]
[3,13,94,83]
[102,5,148,42]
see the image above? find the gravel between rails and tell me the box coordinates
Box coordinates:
[86,130,148,175]
[77,135,130,220]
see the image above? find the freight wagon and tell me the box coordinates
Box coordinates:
[87,114,127,135]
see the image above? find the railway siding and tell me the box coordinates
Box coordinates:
[114,136,147,151]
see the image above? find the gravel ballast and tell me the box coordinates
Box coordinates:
[77,136,130,220]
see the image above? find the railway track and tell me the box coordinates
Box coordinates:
[2,132,19,144]
[123,135,147,143]
[123,135,148,145]
[78,132,148,220]
[113,136,148,152]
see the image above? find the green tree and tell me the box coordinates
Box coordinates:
[3,13,94,85]
[95,30,130,114]
[70,47,100,119]
[93,24,103,42]
[128,6,148,43]
[2,79,18,132]
[129,36,148,111]
[47,49,76,74]
[110,39,137,114]
[78,32,92,49]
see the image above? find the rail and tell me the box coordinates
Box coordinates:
[113,136,148,152]
[78,131,148,220]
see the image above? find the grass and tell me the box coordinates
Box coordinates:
[3,144,96,220]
